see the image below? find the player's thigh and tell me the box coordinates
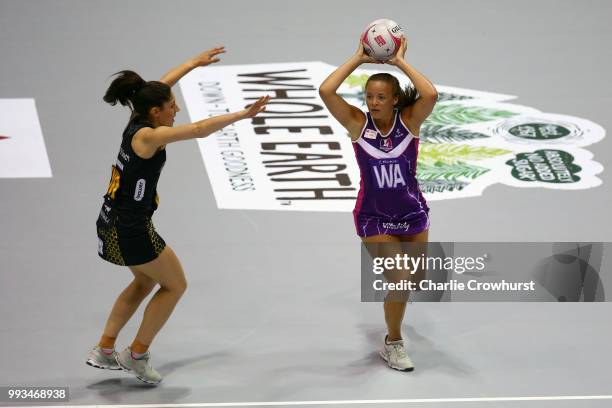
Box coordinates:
[130,246,186,292]
[398,228,429,243]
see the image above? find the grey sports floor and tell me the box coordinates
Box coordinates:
[1,0,612,407]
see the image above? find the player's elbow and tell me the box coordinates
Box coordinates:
[423,88,438,102]
[318,86,333,99]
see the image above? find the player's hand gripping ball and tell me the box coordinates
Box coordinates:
[361,19,404,62]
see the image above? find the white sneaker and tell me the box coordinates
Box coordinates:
[380,335,414,371]
[86,346,121,370]
[116,347,162,385]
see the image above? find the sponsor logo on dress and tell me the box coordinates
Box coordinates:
[99,209,110,224]
[119,147,130,162]
[382,221,410,231]
[364,129,377,139]
[134,179,146,201]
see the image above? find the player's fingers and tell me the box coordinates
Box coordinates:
[258,95,270,106]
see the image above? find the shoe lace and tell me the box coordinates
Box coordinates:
[135,355,153,373]
[392,343,407,359]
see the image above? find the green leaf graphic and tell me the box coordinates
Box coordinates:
[339,74,369,104]
[345,74,369,89]
[437,92,474,102]
[420,125,491,143]
[418,179,469,193]
[419,144,512,165]
[416,161,490,181]
[425,104,518,126]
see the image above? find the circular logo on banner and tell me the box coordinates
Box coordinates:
[496,116,582,143]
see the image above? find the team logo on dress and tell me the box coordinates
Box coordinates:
[380,137,393,152]
[364,129,377,139]
[395,128,403,138]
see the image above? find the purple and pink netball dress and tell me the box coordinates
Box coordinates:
[352,109,430,237]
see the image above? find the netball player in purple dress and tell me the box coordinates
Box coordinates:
[319,37,437,371]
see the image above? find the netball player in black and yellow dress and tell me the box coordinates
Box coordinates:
[86,47,270,384]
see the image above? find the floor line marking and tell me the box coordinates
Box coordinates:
[11,394,612,408]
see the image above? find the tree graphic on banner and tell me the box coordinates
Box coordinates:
[419,144,511,164]
[416,161,490,181]
[425,104,518,126]
[419,125,491,143]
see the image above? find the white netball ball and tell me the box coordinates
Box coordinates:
[361,19,404,62]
